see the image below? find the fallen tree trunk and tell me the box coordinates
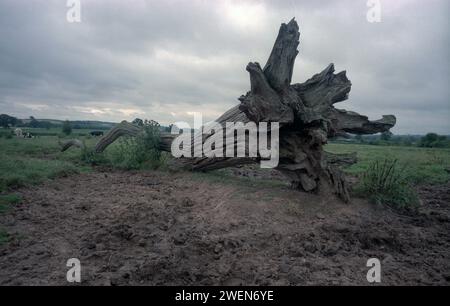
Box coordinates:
[70,18,396,202]
[59,139,85,152]
[94,121,142,153]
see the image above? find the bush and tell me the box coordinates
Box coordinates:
[354,159,419,210]
[110,120,164,170]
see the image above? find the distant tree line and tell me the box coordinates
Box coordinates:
[0,114,19,128]
[418,133,449,148]
[70,121,115,130]
[0,114,116,130]
[0,114,58,129]
[337,132,450,148]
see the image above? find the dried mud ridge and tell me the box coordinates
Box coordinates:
[0,169,449,285]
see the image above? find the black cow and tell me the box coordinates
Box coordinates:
[90,131,104,137]
[23,132,34,138]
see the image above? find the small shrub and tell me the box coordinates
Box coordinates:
[111,137,143,169]
[354,159,419,210]
[110,120,164,170]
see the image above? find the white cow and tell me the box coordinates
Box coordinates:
[14,128,23,138]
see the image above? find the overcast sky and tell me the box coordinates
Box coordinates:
[0,0,448,134]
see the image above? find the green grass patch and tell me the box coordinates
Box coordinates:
[0,136,61,156]
[0,228,9,245]
[0,194,22,213]
[326,143,450,185]
[0,155,80,192]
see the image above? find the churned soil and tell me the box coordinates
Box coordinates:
[0,169,448,285]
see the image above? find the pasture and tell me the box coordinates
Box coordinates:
[326,143,450,185]
[1,131,449,193]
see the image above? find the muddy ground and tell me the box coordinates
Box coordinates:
[0,168,449,285]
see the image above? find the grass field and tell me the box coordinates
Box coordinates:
[326,143,450,185]
[0,133,97,192]
[0,131,449,193]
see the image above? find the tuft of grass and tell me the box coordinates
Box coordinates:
[0,228,9,245]
[0,194,22,213]
[353,159,419,210]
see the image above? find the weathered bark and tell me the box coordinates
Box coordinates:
[263,18,300,92]
[65,19,396,202]
[325,152,358,167]
[239,62,293,123]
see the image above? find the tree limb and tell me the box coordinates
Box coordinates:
[59,139,85,152]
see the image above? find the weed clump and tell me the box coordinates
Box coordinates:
[354,159,419,210]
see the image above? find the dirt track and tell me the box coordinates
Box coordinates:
[0,169,449,285]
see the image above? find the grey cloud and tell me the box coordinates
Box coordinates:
[0,0,448,133]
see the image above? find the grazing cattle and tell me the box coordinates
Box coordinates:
[14,128,23,138]
[23,132,34,139]
[90,131,104,137]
